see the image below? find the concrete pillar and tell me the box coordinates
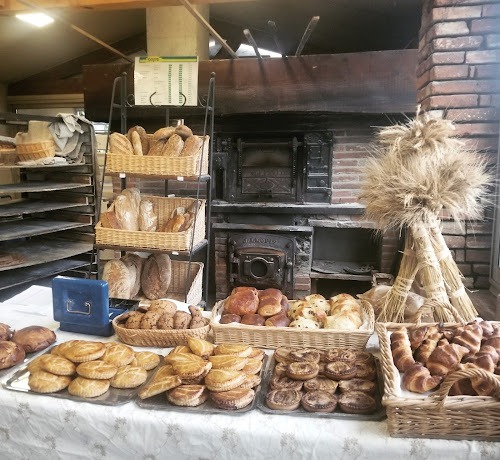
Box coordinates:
[146,5,209,59]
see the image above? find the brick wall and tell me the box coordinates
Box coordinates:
[417,0,500,289]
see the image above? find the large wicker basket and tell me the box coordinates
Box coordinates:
[95,196,205,251]
[376,319,500,440]
[17,140,55,161]
[106,135,209,177]
[209,298,374,350]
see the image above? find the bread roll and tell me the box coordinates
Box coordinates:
[231,286,258,296]
[162,134,184,157]
[220,314,241,324]
[121,253,145,298]
[304,294,329,313]
[224,289,259,316]
[289,318,319,329]
[295,305,327,327]
[127,125,149,155]
[174,311,191,329]
[102,259,134,299]
[241,314,266,326]
[138,199,158,232]
[181,135,202,157]
[288,299,310,320]
[258,288,283,317]
[153,127,175,142]
[109,132,133,155]
[131,131,143,156]
[141,254,172,300]
[265,314,291,327]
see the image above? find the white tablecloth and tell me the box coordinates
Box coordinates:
[1,286,499,460]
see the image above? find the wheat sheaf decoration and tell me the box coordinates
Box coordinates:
[359,108,493,323]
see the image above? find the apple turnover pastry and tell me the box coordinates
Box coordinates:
[210,388,255,410]
[187,337,215,359]
[208,355,247,371]
[239,373,261,389]
[204,369,245,392]
[214,344,252,357]
[301,390,338,413]
[134,351,161,371]
[28,370,71,393]
[167,384,208,407]
[76,361,118,380]
[138,375,182,399]
[68,376,110,398]
[266,389,302,411]
[110,365,147,389]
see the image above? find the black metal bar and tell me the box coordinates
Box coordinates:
[295,16,320,57]
[267,20,285,57]
[120,72,127,135]
[243,29,261,59]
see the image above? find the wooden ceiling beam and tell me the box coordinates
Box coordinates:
[0,0,255,14]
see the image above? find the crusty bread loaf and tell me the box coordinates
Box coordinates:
[121,253,145,298]
[181,135,203,157]
[138,199,158,232]
[121,188,141,210]
[153,126,175,142]
[220,314,241,324]
[102,259,134,299]
[114,195,138,231]
[147,139,165,156]
[127,125,149,155]
[109,132,133,155]
[163,133,184,157]
[141,254,172,300]
[175,124,193,140]
[131,131,143,156]
[100,211,121,229]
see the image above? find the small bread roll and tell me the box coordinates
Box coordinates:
[265,314,291,327]
[220,314,241,324]
[241,314,266,326]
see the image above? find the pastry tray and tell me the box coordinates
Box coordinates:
[136,354,269,415]
[256,357,386,421]
[3,346,163,406]
[0,344,55,380]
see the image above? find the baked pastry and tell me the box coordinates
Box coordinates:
[168,345,191,355]
[68,376,110,398]
[266,389,302,411]
[76,361,118,380]
[134,352,161,371]
[149,299,177,315]
[338,378,376,395]
[242,358,262,374]
[390,327,416,372]
[241,314,266,326]
[215,344,252,357]
[173,311,191,329]
[11,326,56,352]
[452,322,483,356]
[303,377,339,393]
[62,341,106,363]
[224,289,259,316]
[55,340,82,356]
[324,312,361,330]
[140,310,163,329]
[209,355,247,371]
[273,363,288,378]
[274,347,295,364]
[354,351,375,366]
[288,300,310,320]
[138,375,182,399]
[28,370,72,393]
[167,384,208,407]
[258,288,283,317]
[126,312,144,329]
[210,388,255,410]
[180,135,202,157]
[157,312,174,330]
[294,305,327,327]
[248,348,265,360]
[239,373,261,389]
[101,343,135,367]
[153,364,176,379]
[264,314,291,327]
[304,294,330,313]
[324,361,357,380]
[426,343,469,377]
[0,323,12,341]
[165,352,204,364]
[110,365,147,389]
[402,363,443,393]
[187,337,214,359]
[180,363,212,385]
[204,369,245,392]
[286,362,319,380]
[220,314,241,324]
[270,375,304,391]
[338,391,377,414]
[27,355,46,373]
[39,354,76,376]
[289,318,320,329]
[322,348,356,364]
[301,390,337,413]
[354,363,377,381]
[173,358,211,380]
[414,327,442,365]
[141,254,172,300]
[289,349,321,364]
[0,340,25,369]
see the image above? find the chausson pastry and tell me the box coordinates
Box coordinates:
[338,378,376,395]
[210,388,255,410]
[27,355,46,374]
[187,337,215,359]
[214,344,252,358]
[63,341,106,363]
[266,389,302,411]
[239,373,261,389]
[303,377,339,393]
[76,361,118,380]
[289,349,321,364]
[165,352,204,365]
[208,355,247,371]
[134,351,161,371]
[68,376,110,398]
[338,391,377,414]
[168,345,191,355]
[39,354,76,376]
[204,369,245,392]
[180,362,212,384]
[28,370,71,393]
[286,362,319,381]
[270,375,303,391]
[110,365,147,389]
[242,358,262,375]
[152,364,175,379]
[138,375,182,399]
[324,361,357,380]
[101,344,135,367]
[173,359,211,380]
[167,384,208,407]
[247,348,265,361]
[323,348,356,364]
[301,390,337,413]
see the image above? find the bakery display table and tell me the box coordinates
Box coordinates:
[1,286,498,460]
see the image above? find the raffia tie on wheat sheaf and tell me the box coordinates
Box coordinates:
[359,107,493,323]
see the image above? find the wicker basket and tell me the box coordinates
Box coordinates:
[95,196,205,251]
[16,140,55,161]
[376,318,500,440]
[106,135,209,177]
[209,298,374,350]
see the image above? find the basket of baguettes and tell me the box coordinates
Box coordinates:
[106,124,209,176]
[95,187,205,251]
[210,287,374,350]
[376,301,500,441]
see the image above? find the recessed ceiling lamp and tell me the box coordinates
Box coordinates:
[16,12,54,28]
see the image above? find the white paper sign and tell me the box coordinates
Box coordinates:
[134,56,199,106]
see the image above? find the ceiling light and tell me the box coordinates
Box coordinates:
[16,13,54,28]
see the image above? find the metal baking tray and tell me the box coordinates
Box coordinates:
[3,346,163,406]
[136,354,269,415]
[257,357,386,421]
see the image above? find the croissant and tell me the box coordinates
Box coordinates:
[452,322,483,356]
[438,338,449,347]
[467,360,498,396]
[426,343,470,377]
[476,344,500,365]
[408,326,428,351]
[402,363,443,393]
[484,336,500,355]
[414,327,441,365]
[479,320,494,339]
[390,327,415,372]
[448,364,477,396]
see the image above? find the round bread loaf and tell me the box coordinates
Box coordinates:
[0,340,25,369]
[141,254,172,300]
[102,259,134,299]
[12,326,56,352]
[0,323,12,341]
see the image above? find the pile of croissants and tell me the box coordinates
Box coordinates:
[390,320,500,395]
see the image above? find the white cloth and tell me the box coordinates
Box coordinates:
[0,286,498,460]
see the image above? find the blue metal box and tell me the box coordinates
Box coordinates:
[52,276,133,337]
